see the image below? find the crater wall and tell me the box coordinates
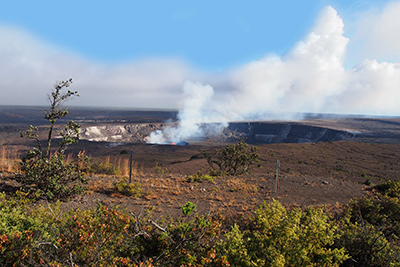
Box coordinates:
[80,122,354,145]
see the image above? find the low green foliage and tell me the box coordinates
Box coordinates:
[114,179,142,197]
[335,215,399,267]
[2,177,400,266]
[364,178,372,186]
[53,204,131,266]
[182,201,197,216]
[0,191,227,266]
[201,139,259,176]
[187,171,214,183]
[154,163,169,174]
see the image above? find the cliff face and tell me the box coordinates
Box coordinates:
[226,122,354,144]
[80,122,354,145]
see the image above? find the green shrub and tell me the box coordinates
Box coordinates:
[0,191,228,266]
[114,179,142,197]
[18,79,87,200]
[375,180,400,198]
[187,171,214,183]
[130,212,225,266]
[335,215,400,267]
[53,204,131,266]
[201,139,259,176]
[182,202,197,216]
[364,178,372,186]
[217,200,349,266]
[19,153,87,200]
[332,182,400,266]
[2,186,400,266]
[0,191,63,265]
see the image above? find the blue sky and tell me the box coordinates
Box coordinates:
[1,0,400,117]
[0,0,377,70]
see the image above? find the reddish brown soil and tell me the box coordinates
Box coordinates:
[2,140,399,218]
[1,109,400,218]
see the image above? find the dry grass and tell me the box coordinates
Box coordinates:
[0,140,368,218]
[226,177,257,193]
[0,146,20,173]
[87,178,114,193]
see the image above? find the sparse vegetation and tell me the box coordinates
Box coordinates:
[113,178,142,197]
[155,162,169,174]
[201,139,259,176]
[0,145,19,173]
[89,160,120,175]
[187,171,214,183]
[17,79,87,200]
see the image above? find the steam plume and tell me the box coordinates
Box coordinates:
[146,6,400,144]
[146,81,227,144]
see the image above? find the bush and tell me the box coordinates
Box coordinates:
[333,182,400,266]
[18,79,87,200]
[201,139,259,176]
[19,153,87,200]
[335,216,399,267]
[375,180,400,198]
[217,200,349,266]
[52,204,131,266]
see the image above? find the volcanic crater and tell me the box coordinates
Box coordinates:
[1,106,400,217]
[79,121,356,145]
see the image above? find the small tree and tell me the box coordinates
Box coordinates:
[19,79,87,199]
[201,139,259,176]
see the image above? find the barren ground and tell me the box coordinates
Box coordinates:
[1,106,399,218]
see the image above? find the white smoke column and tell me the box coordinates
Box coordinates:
[327,60,400,115]
[229,6,349,116]
[145,81,226,144]
[228,5,400,117]
[351,1,400,63]
[146,4,400,144]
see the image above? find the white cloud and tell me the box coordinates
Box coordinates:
[0,25,190,108]
[352,1,400,62]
